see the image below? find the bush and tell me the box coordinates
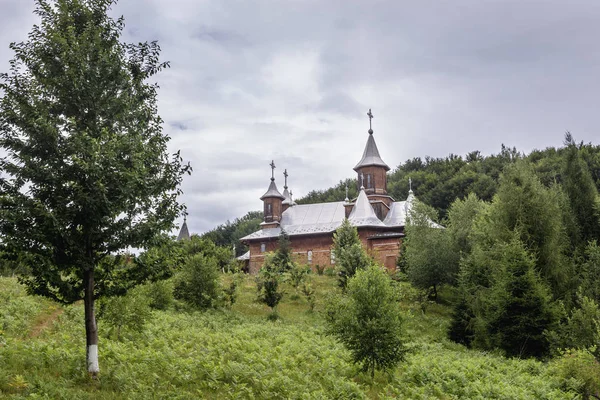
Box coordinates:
[288,263,310,292]
[302,281,316,312]
[256,254,284,317]
[326,265,407,378]
[549,348,600,399]
[315,264,325,275]
[97,289,151,340]
[142,280,174,310]
[173,254,221,310]
[223,273,243,309]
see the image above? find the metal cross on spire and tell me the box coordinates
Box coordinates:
[283,169,288,189]
[367,108,374,134]
[270,160,276,181]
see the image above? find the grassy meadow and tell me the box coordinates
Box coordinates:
[0,274,580,399]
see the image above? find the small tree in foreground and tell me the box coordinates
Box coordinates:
[173,254,221,310]
[326,265,407,378]
[0,0,190,375]
[257,253,284,319]
[333,219,369,290]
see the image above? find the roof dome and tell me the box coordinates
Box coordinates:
[353,132,390,171]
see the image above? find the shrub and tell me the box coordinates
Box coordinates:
[97,289,151,340]
[549,348,600,399]
[257,254,284,317]
[315,264,325,275]
[302,281,316,312]
[326,265,407,378]
[223,273,243,309]
[142,280,174,310]
[173,254,221,310]
[288,263,310,292]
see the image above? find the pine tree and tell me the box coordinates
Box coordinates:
[487,235,557,358]
[562,132,600,247]
[326,265,407,378]
[333,219,369,289]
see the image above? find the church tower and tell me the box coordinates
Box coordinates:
[353,109,394,220]
[260,160,285,229]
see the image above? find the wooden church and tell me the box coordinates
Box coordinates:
[240,110,425,273]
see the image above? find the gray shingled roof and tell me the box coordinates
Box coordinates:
[348,188,386,227]
[260,179,285,200]
[177,220,190,241]
[241,190,441,242]
[353,133,390,171]
[282,187,292,205]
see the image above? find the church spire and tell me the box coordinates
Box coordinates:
[353,109,390,172]
[177,214,190,241]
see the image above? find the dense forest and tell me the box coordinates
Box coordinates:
[204,136,600,253]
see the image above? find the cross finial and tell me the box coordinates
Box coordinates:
[409,177,413,192]
[283,169,288,189]
[367,108,374,134]
[270,160,276,181]
[360,173,365,189]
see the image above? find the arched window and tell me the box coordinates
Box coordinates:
[330,249,335,265]
[266,203,272,216]
[367,174,372,189]
[260,243,266,252]
[307,250,313,264]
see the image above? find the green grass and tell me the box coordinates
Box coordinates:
[0,275,578,399]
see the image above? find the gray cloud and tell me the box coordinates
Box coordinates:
[1,0,599,236]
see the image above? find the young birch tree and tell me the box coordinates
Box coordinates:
[0,0,189,376]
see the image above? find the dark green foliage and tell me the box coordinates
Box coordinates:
[257,254,284,313]
[326,265,407,378]
[202,211,263,257]
[447,295,476,347]
[580,241,600,302]
[404,202,459,299]
[272,230,293,272]
[562,133,600,247]
[333,219,370,290]
[223,274,242,309]
[181,235,231,271]
[173,254,221,310]
[547,292,600,358]
[487,236,557,358]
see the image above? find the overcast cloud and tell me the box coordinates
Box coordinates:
[1,0,599,235]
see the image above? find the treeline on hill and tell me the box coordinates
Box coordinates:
[402,133,600,363]
[203,137,600,255]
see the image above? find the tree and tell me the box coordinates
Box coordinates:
[562,132,600,248]
[326,265,407,378]
[0,0,189,375]
[257,253,284,318]
[173,254,222,310]
[487,235,557,358]
[333,219,370,290]
[272,229,293,272]
[404,202,458,299]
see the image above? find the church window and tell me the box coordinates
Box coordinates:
[260,243,266,252]
[330,250,335,265]
[307,250,313,264]
[266,203,272,216]
[367,174,372,188]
